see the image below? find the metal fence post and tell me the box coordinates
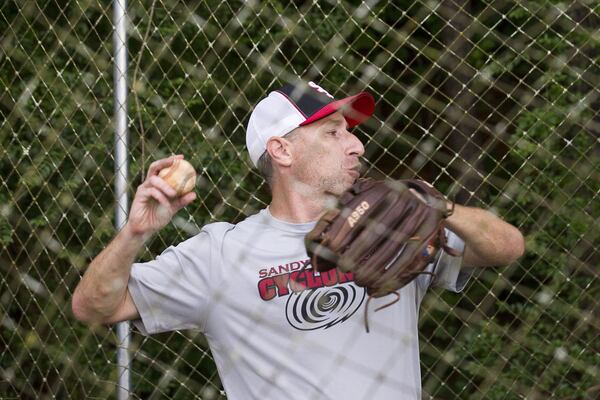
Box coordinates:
[113,0,131,398]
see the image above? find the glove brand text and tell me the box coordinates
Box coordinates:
[347,201,370,227]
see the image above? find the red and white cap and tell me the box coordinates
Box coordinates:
[246,80,375,166]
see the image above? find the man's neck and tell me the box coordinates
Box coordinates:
[268,179,327,223]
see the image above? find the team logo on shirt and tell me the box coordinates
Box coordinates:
[257,259,366,330]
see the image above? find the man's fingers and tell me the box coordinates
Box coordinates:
[147,175,178,198]
[146,154,184,178]
[173,191,196,211]
[144,187,171,208]
[138,183,194,211]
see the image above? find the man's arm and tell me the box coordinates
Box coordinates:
[71,225,144,324]
[446,204,525,267]
[71,155,196,325]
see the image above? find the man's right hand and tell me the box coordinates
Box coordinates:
[72,155,197,325]
[126,155,197,240]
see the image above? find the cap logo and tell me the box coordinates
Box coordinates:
[308,81,334,99]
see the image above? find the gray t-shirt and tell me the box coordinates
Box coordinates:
[128,208,471,400]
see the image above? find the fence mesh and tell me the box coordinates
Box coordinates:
[1,0,599,399]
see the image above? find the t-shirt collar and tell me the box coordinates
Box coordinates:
[260,206,318,234]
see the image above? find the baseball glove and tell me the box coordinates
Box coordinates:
[305,179,461,331]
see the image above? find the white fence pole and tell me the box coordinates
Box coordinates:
[113,0,131,398]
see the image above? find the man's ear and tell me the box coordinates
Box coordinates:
[266,136,293,167]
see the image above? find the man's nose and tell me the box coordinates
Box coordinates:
[346,130,365,157]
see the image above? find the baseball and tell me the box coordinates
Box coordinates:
[158,158,197,196]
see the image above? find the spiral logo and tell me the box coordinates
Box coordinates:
[285,284,366,330]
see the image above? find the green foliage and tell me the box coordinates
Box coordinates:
[0,217,12,246]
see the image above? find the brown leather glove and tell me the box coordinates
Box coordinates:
[305,179,461,330]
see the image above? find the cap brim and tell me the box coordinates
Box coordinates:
[299,92,375,128]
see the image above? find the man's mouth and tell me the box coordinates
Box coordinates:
[347,169,360,178]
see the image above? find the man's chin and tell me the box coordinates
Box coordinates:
[347,173,361,187]
[328,179,354,196]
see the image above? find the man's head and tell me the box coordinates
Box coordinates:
[246,80,374,194]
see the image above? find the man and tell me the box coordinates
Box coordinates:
[72,80,524,399]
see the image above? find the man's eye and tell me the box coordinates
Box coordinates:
[327,130,337,136]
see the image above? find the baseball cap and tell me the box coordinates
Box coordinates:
[246,80,375,166]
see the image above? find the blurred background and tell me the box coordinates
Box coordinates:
[0,0,598,398]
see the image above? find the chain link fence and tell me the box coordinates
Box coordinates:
[1,0,598,398]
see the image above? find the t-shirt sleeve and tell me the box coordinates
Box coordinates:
[416,229,473,298]
[128,230,214,335]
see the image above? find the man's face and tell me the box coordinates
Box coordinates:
[290,111,365,195]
